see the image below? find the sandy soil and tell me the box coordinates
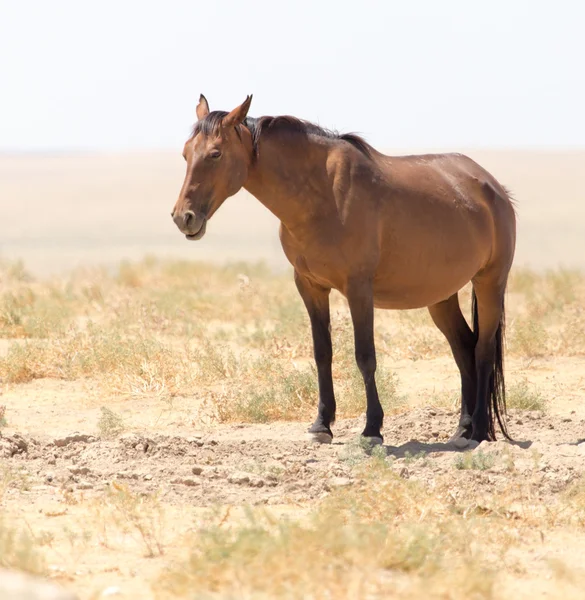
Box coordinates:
[2,356,585,598]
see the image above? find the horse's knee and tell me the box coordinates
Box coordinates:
[355,351,376,379]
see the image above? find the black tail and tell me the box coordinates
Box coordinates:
[471,290,510,441]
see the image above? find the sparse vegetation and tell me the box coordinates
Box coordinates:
[92,482,165,558]
[98,407,126,438]
[454,449,496,471]
[156,460,507,599]
[507,379,548,412]
[2,258,585,597]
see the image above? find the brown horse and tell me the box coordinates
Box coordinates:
[171,95,516,444]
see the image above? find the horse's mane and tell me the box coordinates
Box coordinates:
[191,111,374,159]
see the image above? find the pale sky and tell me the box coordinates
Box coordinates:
[1,0,584,151]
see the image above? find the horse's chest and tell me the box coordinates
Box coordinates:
[280,228,344,289]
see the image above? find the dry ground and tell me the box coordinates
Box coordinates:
[1,150,585,598]
[1,258,585,599]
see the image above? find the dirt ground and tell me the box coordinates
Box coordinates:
[2,355,585,599]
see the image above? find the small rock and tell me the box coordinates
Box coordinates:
[228,472,251,485]
[249,477,265,488]
[119,433,141,448]
[562,417,572,423]
[54,434,96,448]
[69,466,91,476]
[116,471,139,480]
[171,477,199,487]
[45,473,55,483]
[186,436,204,447]
[431,431,439,438]
[77,482,93,490]
[453,437,469,449]
[143,473,153,481]
[48,458,56,465]
[191,466,203,476]
[329,476,352,487]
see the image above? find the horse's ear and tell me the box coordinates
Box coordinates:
[196,94,210,121]
[223,95,253,127]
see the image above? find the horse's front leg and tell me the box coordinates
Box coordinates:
[346,276,384,444]
[294,270,336,443]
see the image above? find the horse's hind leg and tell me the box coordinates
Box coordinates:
[428,294,477,440]
[471,277,508,442]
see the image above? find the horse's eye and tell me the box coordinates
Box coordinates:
[209,150,222,159]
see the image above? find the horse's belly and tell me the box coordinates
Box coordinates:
[372,249,483,309]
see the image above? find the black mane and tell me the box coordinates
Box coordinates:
[191,112,374,159]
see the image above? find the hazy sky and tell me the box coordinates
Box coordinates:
[1,0,584,151]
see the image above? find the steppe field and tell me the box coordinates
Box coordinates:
[1,150,585,599]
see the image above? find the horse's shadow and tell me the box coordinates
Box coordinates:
[379,438,533,458]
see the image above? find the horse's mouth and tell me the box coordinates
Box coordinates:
[185,219,207,241]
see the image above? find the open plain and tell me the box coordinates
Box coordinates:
[1,150,585,599]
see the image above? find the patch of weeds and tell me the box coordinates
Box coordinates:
[0,514,45,575]
[94,482,165,557]
[510,317,548,358]
[117,260,144,288]
[507,379,547,412]
[98,407,126,439]
[156,460,504,599]
[225,362,318,423]
[544,268,581,310]
[562,477,585,527]
[404,450,428,465]
[195,340,239,382]
[559,306,585,355]
[508,267,538,297]
[454,450,496,471]
[339,436,388,468]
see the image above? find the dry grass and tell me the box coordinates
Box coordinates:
[506,378,548,412]
[0,463,46,575]
[1,259,585,426]
[91,481,165,558]
[155,458,515,599]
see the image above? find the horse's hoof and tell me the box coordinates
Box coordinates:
[449,426,472,443]
[361,436,384,447]
[453,437,469,449]
[306,431,333,444]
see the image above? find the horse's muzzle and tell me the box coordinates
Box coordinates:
[172,210,207,241]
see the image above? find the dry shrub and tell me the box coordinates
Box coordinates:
[0,464,45,575]
[92,481,165,557]
[509,316,549,357]
[506,379,547,412]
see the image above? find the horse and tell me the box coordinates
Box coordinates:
[171,95,516,445]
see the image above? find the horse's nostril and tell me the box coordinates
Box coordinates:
[184,211,194,227]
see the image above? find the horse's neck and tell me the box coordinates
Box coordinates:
[243,136,333,229]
